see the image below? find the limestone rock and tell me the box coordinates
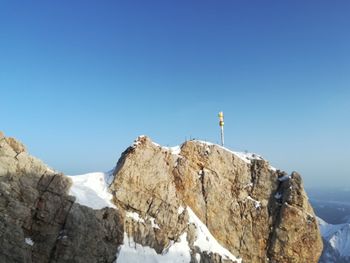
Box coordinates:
[110,137,323,263]
[51,205,123,263]
[110,136,188,251]
[5,137,26,154]
[267,172,322,263]
[0,132,323,263]
[0,132,123,263]
[173,141,276,262]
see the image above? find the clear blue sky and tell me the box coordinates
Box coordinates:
[1,1,349,188]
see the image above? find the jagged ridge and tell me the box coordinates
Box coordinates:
[0,132,323,263]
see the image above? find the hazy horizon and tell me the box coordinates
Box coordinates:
[1,1,349,189]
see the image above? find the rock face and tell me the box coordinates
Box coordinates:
[110,136,323,263]
[0,132,323,263]
[0,133,123,263]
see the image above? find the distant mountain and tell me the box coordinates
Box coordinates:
[308,188,350,224]
[343,214,350,223]
[318,217,350,263]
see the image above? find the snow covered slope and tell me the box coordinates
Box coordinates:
[67,171,242,262]
[116,233,191,263]
[65,136,319,263]
[318,217,350,262]
[116,207,241,263]
[187,207,242,262]
[67,171,115,209]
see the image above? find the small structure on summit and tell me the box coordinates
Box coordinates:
[218,111,224,146]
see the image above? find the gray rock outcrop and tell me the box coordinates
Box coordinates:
[0,132,123,263]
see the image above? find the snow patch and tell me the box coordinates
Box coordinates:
[247,196,261,208]
[150,217,160,229]
[25,238,34,246]
[169,146,181,155]
[67,172,115,210]
[126,211,145,223]
[187,207,242,262]
[244,182,253,188]
[151,141,161,148]
[178,206,185,214]
[269,165,277,172]
[46,167,55,173]
[116,232,191,263]
[144,136,181,155]
[126,212,160,229]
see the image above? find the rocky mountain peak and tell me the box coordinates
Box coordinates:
[0,132,323,263]
[109,136,323,262]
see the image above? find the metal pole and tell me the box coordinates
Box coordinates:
[221,126,224,146]
[218,112,224,146]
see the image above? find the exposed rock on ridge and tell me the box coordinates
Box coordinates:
[110,136,323,263]
[0,132,123,263]
[0,132,323,262]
